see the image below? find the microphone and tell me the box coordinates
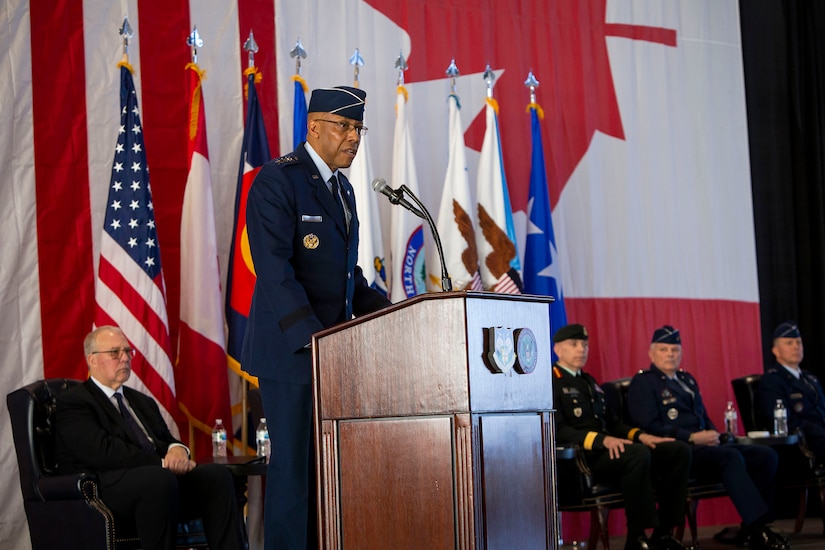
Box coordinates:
[371,178,453,292]
[372,178,426,220]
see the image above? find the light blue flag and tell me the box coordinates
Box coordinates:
[523,107,567,340]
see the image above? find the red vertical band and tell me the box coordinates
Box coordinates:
[137,1,191,352]
[238,0,280,157]
[30,0,95,379]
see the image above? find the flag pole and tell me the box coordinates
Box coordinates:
[238,30,259,455]
[184,24,205,452]
[244,30,258,69]
[291,38,308,149]
[187,25,203,65]
[395,50,408,87]
[446,58,459,95]
[119,17,133,65]
[524,70,544,119]
[349,48,364,88]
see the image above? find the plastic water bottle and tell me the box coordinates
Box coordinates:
[212,419,227,457]
[724,401,739,435]
[773,399,788,436]
[256,418,271,460]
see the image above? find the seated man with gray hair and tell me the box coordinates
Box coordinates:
[628,325,788,550]
[56,325,243,550]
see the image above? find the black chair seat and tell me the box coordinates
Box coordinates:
[7,378,208,549]
[557,443,625,549]
[733,374,825,535]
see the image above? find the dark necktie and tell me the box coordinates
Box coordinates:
[114,392,156,455]
[330,175,347,230]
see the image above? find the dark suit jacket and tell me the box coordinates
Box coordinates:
[627,365,714,442]
[56,378,181,486]
[241,143,390,384]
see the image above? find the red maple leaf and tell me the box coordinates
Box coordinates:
[365,0,675,210]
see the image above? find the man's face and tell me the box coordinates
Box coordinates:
[649,343,682,376]
[554,339,589,371]
[773,337,804,368]
[88,329,132,390]
[307,114,362,171]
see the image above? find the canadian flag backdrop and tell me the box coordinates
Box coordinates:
[2,0,757,546]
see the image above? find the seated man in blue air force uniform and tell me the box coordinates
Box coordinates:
[242,85,392,549]
[627,325,790,550]
[757,321,825,464]
[552,323,691,550]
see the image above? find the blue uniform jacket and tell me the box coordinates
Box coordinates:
[241,143,391,384]
[757,363,825,434]
[627,365,713,442]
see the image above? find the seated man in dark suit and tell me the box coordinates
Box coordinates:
[758,321,825,463]
[552,323,690,550]
[628,325,788,550]
[55,326,243,550]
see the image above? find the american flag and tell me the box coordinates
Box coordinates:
[94,63,179,432]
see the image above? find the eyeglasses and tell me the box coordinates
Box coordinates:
[91,347,135,360]
[315,119,368,137]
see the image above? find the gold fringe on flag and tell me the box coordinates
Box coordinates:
[526,102,545,120]
[395,85,409,115]
[185,63,205,141]
[243,66,263,100]
[486,96,500,115]
[292,74,308,92]
[117,60,135,74]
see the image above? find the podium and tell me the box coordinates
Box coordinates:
[312,291,559,550]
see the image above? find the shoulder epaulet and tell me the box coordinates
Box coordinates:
[274,153,300,165]
[553,366,563,379]
[639,369,653,375]
[765,366,779,374]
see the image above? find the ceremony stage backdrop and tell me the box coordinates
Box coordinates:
[2,1,824,548]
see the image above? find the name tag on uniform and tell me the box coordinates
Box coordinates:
[301,215,323,222]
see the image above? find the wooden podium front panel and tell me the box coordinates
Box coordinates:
[337,417,457,550]
[477,413,553,550]
[316,297,469,419]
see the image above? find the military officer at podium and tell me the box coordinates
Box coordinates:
[553,323,690,550]
[242,86,391,549]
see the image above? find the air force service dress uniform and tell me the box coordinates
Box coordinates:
[757,323,825,462]
[242,86,391,549]
[627,327,779,528]
[759,364,825,461]
[553,364,690,537]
